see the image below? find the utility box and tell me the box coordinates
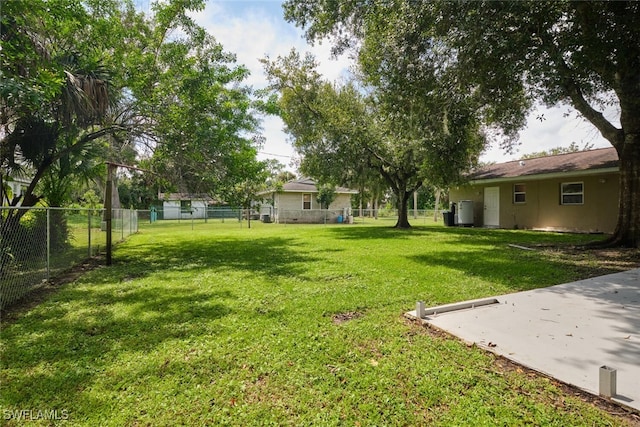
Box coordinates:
[458,200,474,226]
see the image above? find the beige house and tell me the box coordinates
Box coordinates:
[449,147,620,233]
[259,178,358,224]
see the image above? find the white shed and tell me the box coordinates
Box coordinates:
[159,193,210,219]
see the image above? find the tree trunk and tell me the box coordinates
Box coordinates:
[394,191,411,228]
[374,197,378,219]
[608,140,640,247]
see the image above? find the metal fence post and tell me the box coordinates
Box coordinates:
[88,209,92,257]
[105,164,113,265]
[46,208,51,280]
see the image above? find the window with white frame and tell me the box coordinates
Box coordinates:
[302,193,312,210]
[513,183,526,204]
[561,182,584,205]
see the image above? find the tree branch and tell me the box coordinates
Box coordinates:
[558,61,624,147]
[12,124,129,209]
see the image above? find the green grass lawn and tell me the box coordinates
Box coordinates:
[1,221,634,425]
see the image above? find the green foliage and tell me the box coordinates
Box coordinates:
[521,142,595,160]
[316,185,337,209]
[68,189,103,210]
[39,138,107,207]
[80,190,102,210]
[133,11,261,202]
[263,49,484,228]
[2,0,265,222]
[263,52,370,187]
[3,118,59,166]
[1,210,46,260]
[0,222,630,425]
[1,0,126,213]
[0,208,69,270]
[283,0,640,246]
[221,157,271,211]
[117,174,157,210]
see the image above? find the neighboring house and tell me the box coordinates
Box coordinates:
[449,147,619,233]
[158,193,211,220]
[2,175,30,206]
[259,178,359,224]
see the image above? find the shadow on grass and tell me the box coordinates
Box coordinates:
[409,248,558,291]
[0,281,234,406]
[327,224,538,244]
[105,235,324,283]
[1,234,322,409]
[327,224,438,240]
[332,223,607,244]
[409,243,631,293]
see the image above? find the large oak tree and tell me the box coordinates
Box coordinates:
[263,51,484,228]
[284,0,640,247]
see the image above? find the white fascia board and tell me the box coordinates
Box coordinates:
[468,167,619,185]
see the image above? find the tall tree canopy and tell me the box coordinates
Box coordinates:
[1,0,123,211]
[263,51,484,228]
[1,0,265,218]
[283,0,640,246]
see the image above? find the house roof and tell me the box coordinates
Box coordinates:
[280,178,318,192]
[268,178,358,194]
[469,147,619,182]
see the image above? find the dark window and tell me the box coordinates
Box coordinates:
[561,182,584,205]
[302,194,311,210]
[514,183,526,203]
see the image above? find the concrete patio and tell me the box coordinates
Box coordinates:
[407,268,640,412]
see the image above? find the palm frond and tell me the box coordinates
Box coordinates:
[61,69,110,126]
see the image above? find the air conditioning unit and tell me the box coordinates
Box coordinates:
[458,200,474,226]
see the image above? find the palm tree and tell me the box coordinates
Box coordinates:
[1,6,118,245]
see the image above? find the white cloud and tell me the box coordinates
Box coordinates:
[190,1,352,170]
[481,104,614,163]
[192,1,617,170]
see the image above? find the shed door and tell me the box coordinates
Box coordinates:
[483,187,500,227]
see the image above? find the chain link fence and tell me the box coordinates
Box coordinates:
[352,208,442,224]
[136,207,443,226]
[139,207,243,222]
[0,207,139,310]
[272,208,442,225]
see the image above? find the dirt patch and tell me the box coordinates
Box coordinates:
[533,244,640,277]
[0,255,105,324]
[490,354,640,426]
[331,311,363,325]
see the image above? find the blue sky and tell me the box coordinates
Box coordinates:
[189,0,613,169]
